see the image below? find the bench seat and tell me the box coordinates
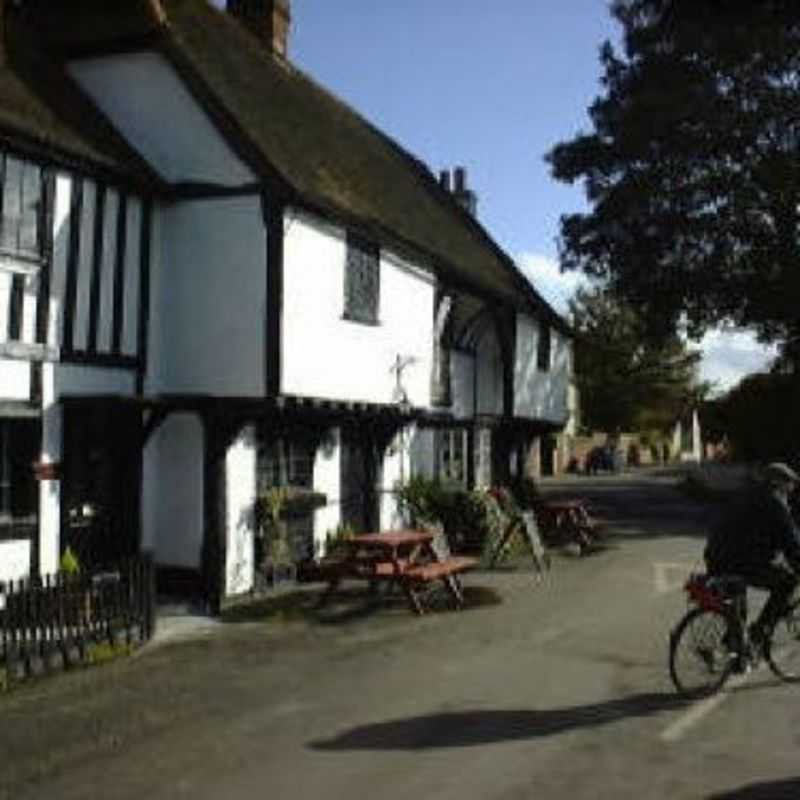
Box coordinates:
[403,556,479,582]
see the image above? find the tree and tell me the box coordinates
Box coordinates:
[569,286,706,433]
[548,0,800,352]
[708,372,800,462]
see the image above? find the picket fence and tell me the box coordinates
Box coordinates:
[0,554,156,679]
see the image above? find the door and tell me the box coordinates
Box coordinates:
[340,428,381,534]
[61,403,142,570]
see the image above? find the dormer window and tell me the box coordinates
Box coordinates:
[343,231,379,325]
[1,156,43,262]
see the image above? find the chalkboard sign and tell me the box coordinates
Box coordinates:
[488,511,550,575]
[521,511,550,574]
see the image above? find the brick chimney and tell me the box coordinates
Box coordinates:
[227,0,291,58]
[439,167,478,217]
[452,166,477,216]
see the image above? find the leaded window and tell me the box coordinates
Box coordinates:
[256,433,318,562]
[343,232,379,324]
[0,419,39,523]
[537,322,551,372]
[436,427,468,486]
[0,156,43,261]
[256,436,315,493]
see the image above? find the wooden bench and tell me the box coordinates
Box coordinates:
[402,555,479,612]
[315,530,480,615]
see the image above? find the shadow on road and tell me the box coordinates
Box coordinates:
[221,585,503,626]
[308,691,689,751]
[707,777,800,799]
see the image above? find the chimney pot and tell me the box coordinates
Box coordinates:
[454,166,466,193]
[227,0,291,58]
[438,170,451,192]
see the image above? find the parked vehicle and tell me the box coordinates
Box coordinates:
[585,445,614,474]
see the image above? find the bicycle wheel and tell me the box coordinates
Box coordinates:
[669,607,734,696]
[765,600,800,682]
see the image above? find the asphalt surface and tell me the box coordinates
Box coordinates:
[2,466,798,800]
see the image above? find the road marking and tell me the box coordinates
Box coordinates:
[660,670,754,743]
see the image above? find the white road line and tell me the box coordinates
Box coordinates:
[660,670,754,743]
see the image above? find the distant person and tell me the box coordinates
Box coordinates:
[704,462,800,649]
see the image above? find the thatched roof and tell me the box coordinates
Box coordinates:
[0,0,163,188]
[4,0,567,328]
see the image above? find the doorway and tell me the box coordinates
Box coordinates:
[61,403,142,570]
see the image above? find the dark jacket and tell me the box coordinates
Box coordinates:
[704,485,800,574]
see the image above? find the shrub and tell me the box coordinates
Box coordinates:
[395,475,447,528]
[395,477,527,555]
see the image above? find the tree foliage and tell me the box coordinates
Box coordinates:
[570,286,705,433]
[548,0,800,348]
[704,372,800,462]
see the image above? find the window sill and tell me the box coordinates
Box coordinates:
[0,251,43,276]
[341,315,381,327]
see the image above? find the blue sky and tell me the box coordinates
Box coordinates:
[218,0,776,392]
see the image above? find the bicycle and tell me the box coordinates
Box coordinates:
[669,571,800,697]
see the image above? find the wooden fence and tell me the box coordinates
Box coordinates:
[0,554,156,680]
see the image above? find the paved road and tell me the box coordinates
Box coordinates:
[2,468,798,800]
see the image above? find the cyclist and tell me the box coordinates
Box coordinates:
[704,461,800,653]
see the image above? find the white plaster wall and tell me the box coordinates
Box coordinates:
[47,173,72,349]
[0,540,30,584]
[450,351,476,419]
[72,180,97,351]
[45,175,143,358]
[476,328,503,416]
[0,269,34,348]
[52,363,136,397]
[225,425,256,596]
[380,427,412,530]
[141,413,204,568]
[69,52,254,185]
[21,270,37,347]
[121,198,143,357]
[282,210,435,406]
[0,164,146,355]
[0,358,30,400]
[0,271,10,343]
[514,314,571,424]
[312,428,341,552]
[152,196,266,395]
[146,206,164,390]
[97,189,119,354]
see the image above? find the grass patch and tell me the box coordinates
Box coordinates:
[85,641,135,666]
[221,589,320,624]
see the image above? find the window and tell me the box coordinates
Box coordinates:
[256,433,317,562]
[0,419,39,524]
[537,322,551,372]
[343,232,379,324]
[256,436,315,493]
[0,156,43,261]
[436,427,469,486]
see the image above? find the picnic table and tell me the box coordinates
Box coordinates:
[316,529,478,615]
[534,499,598,553]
